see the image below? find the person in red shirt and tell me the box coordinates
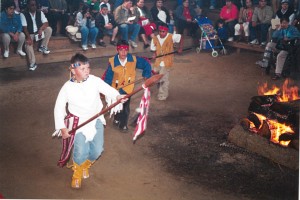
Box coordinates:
[174,0,199,37]
[219,0,239,41]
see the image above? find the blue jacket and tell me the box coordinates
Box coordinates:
[104,54,152,94]
[0,11,23,33]
[272,25,300,41]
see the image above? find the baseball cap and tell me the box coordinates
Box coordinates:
[281,0,289,4]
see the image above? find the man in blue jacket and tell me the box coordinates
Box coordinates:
[0,1,26,58]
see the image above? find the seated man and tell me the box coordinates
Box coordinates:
[255,17,300,79]
[21,0,52,71]
[0,1,26,58]
[95,4,118,47]
[48,0,69,36]
[249,0,273,46]
[114,0,140,48]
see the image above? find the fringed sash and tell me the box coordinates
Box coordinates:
[57,113,79,168]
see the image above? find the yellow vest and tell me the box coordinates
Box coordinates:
[109,56,137,94]
[153,34,174,68]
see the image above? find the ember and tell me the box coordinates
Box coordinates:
[241,79,299,149]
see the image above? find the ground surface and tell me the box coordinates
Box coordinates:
[0,49,299,199]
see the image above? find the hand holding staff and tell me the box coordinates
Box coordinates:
[67,74,163,134]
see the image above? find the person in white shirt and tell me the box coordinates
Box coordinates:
[99,0,111,13]
[54,53,126,189]
[20,0,52,71]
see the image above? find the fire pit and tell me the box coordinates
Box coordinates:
[229,79,299,169]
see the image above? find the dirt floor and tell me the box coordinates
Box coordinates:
[0,49,299,199]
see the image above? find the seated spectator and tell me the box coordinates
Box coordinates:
[150,0,173,33]
[66,0,82,14]
[249,0,273,45]
[268,0,295,41]
[0,1,26,58]
[37,0,51,21]
[216,19,228,42]
[99,0,111,13]
[87,0,100,15]
[234,0,254,42]
[75,3,98,50]
[220,0,239,41]
[114,0,140,48]
[133,0,156,48]
[95,4,118,47]
[48,0,68,36]
[196,0,217,10]
[275,0,295,23]
[20,0,52,71]
[16,0,27,12]
[255,17,300,79]
[174,0,199,37]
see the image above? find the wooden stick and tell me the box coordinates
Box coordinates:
[68,74,163,134]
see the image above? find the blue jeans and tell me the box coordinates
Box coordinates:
[73,119,104,165]
[249,23,270,43]
[196,0,216,8]
[119,23,140,41]
[80,26,99,46]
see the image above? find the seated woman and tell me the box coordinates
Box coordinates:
[219,0,239,41]
[255,17,300,79]
[150,0,173,33]
[133,0,156,49]
[75,3,99,50]
[234,0,254,42]
[174,0,199,37]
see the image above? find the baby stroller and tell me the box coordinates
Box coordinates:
[195,16,227,57]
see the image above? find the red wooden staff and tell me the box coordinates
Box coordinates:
[68,74,163,134]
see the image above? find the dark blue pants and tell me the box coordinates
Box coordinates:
[249,23,270,43]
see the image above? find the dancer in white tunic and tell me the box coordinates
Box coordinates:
[54,53,126,189]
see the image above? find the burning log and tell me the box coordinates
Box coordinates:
[240,118,251,130]
[248,96,299,132]
[258,120,271,139]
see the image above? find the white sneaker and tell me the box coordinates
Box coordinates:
[82,45,88,51]
[3,50,9,58]
[260,41,267,46]
[129,40,138,48]
[17,50,26,56]
[38,46,50,54]
[250,39,259,45]
[29,63,37,71]
[91,44,96,49]
[255,60,268,68]
[227,37,234,42]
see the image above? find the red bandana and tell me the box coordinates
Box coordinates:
[158,25,168,32]
[117,45,129,51]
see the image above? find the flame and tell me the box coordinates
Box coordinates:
[258,79,299,102]
[251,112,294,147]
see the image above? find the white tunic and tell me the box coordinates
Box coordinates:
[54,75,120,141]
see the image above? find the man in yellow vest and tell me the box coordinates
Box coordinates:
[104,40,152,132]
[150,23,183,101]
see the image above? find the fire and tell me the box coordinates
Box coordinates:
[258,79,299,102]
[253,79,298,147]
[250,113,294,147]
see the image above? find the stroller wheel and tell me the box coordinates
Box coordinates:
[196,47,201,53]
[212,50,218,57]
